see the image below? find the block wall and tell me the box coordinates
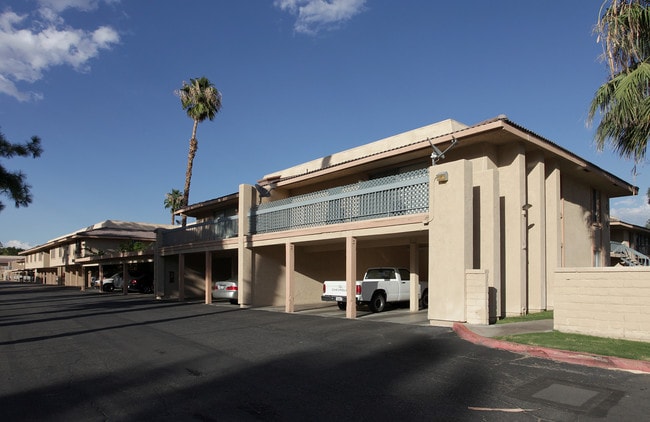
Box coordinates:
[554,267,650,342]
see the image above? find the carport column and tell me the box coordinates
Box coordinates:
[238,184,255,308]
[178,253,185,301]
[345,236,357,319]
[99,264,105,293]
[285,242,295,313]
[409,241,419,312]
[205,251,213,304]
[122,262,128,295]
[428,160,473,326]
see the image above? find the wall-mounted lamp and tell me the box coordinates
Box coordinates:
[434,171,449,183]
[521,203,532,216]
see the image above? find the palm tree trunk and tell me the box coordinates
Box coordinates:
[182,119,200,226]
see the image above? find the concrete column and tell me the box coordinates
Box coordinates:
[121,262,127,295]
[238,184,255,307]
[179,253,185,301]
[205,251,213,304]
[99,264,105,293]
[154,229,164,299]
[498,143,527,316]
[409,241,420,312]
[545,160,561,309]
[475,168,500,322]
[345,236,357,319]
[285,242,295,313]
[527,151,547,312]
[428,160,473,325]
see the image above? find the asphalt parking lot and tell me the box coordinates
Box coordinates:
[2,283,649,421]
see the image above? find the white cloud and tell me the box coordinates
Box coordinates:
[4,240,32,250]
[0,1,120,101]
[611,195,650,227]
[274,0,366,34]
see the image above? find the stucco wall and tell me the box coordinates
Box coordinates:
[561,178,594,267]
[555,267,650,342]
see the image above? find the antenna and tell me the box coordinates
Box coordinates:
[427,136,458,165]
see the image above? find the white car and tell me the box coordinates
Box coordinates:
[212,280,238,304]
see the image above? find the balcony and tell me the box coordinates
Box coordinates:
[251,168,429,234]
[159,168,429,248]
[160,216,238,247]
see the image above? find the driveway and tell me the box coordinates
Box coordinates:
[1,283,649,421]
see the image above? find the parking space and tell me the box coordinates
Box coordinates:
[256,303,431,326]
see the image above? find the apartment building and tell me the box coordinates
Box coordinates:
[21,220,171,288]
[156,116,638,325]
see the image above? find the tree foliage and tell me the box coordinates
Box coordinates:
[175,77,222,226]
[164,188,183,225]
[0,129,43,212]
[589,0,650,171]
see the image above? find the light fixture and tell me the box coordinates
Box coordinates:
[434,171,448,183]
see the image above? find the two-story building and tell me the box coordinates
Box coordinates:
[156,116,638,325]
[21,220,172,288]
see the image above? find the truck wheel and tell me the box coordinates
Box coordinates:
[420,289,429,309]
[369,292,386,313]
[337,302,346,311]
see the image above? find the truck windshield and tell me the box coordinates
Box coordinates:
[366,268,395,279]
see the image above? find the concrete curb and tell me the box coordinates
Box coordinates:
[452,322,650,374]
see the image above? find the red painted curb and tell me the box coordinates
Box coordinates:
[452,322,650,374]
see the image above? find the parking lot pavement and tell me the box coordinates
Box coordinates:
[259,303,432,326]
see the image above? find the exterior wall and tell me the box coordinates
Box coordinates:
[498,143,527,316]
[561,177,595,267]
[526,151,547,312]
[555,267,650,342]
[545,160,562,309]
[429,160,473,325]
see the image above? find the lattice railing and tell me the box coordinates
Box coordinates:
[251,168,429,233]
[160,216,238,247]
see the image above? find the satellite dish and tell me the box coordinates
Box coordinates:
[254,184,271,197]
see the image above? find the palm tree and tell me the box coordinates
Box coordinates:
[164,189,183,225]
[175,77,222,226]
[588,0,650,172]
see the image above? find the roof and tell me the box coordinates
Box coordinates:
[258,115,637,197]
[20,220,174,255]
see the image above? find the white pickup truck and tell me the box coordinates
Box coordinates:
[321,267,428,313]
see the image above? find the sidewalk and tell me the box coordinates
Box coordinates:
[454,320,650,374]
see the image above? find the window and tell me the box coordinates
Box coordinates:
[592,189,602,225]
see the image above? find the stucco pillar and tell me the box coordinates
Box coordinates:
[428,160,473,326]
[345,236,357,319]
[154,229,164,299]
[409,241,420,312]
[178,254,185,301]
[474,168,500,322]
[238,184,255,308]
[285,242,295,313]
[545,160,561,310]
[205,251,213,304]
[527,151,547,312]
[498,143,527,316]
[122,262,128,295]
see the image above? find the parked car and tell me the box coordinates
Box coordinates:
[128,272,154,293]
[212,280,238,304]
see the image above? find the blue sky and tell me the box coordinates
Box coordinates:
[1,0,649,249]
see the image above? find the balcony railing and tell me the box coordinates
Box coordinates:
[251,168,429,234]
[161,216,238,247]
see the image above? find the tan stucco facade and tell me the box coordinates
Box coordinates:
[158,116,638,327]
